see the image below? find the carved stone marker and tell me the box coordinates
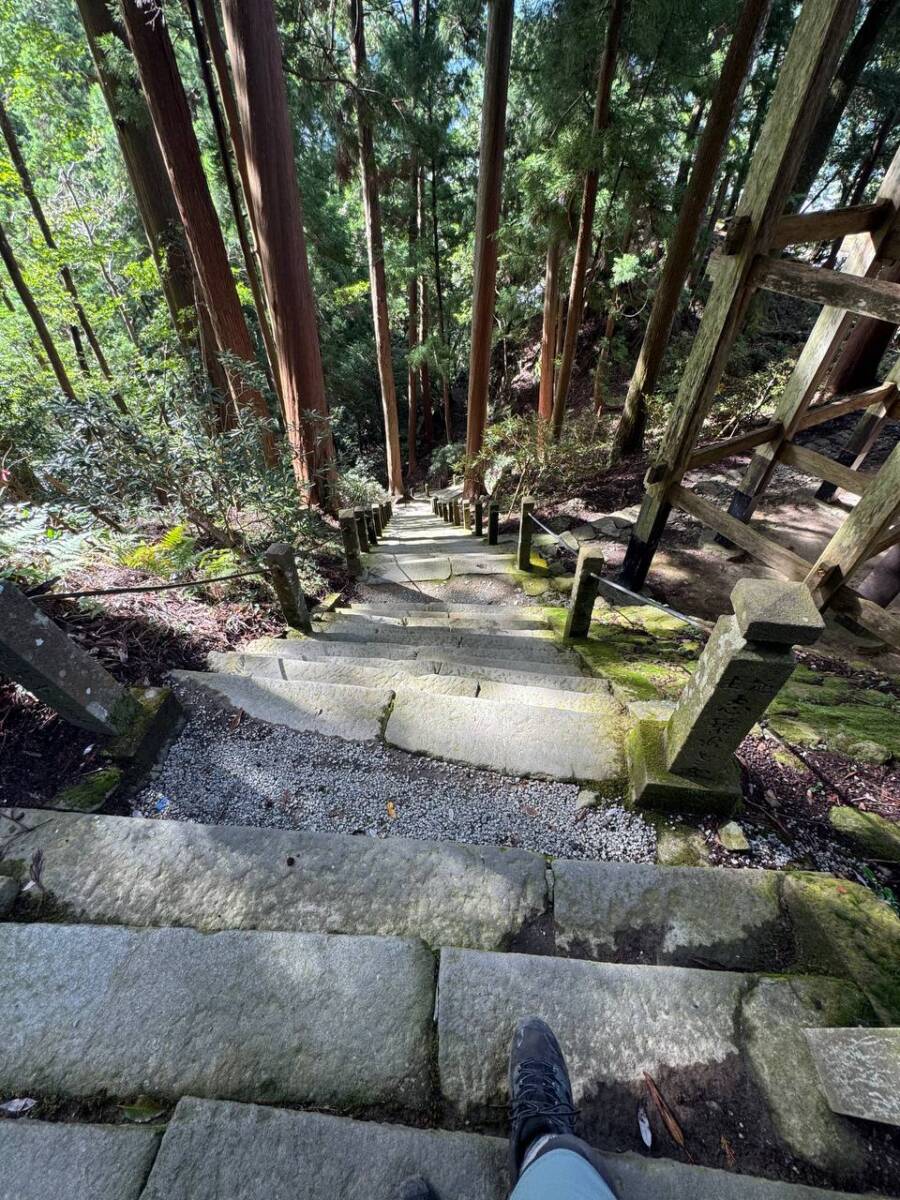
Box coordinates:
[0,580,138,735]
[516,497,535,571]
[626,580,824,814]
[564,545,605,638]
[338,509,362,577]
[353,508,370,553]
[263,543,312,634]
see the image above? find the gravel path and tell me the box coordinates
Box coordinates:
[133,684,657,862]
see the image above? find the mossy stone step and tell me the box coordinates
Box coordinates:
[136,1097,877,1200]
[0,923,433,1108]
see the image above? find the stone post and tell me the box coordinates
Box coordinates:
[516,496,535,571]
[339,509,362,577]
[371,505,384,537]
[354,508,370,553]
[626,580,825,815]
[264,543,313,633]
[474,499,484,537]
[462,502,472,531]
[452,499,462,527]
[385,500,393,521]
[365,508,379,545]
[0,580,139,734]
[564,545,605,638]
[432,497,438,514]
[487,502,500,545]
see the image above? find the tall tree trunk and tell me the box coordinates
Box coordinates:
[538,234,561,424]
[429,158,452,443]
[220,0,337,508]
[407,152,420,478]
[611,0,771,463]
[75,0,195,344]
[187,0,282,408]
[0,94,112,379]
[348,0,405,496]
[550,0,624,442]
[793,0,899,205]
[463,0,514,496]
[195,278,234,434]
[418,168,434,450]
[119,0,277,465]
[0,216,76,399]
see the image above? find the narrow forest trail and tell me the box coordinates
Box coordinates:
[3,499,899,1199]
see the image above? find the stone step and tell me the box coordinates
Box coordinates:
[436,949,875,1181]
[385,689,627,782]
[0,922,433,1108]
[314,624,570,663]
[344,603,546,616]
[476,679,622,714]
[207,651,614,701]
[170,672,392,740]
[136,1096,876,1200]
[1,1119,160,1200]
[243,636,589,678]
[2,810,547,950]
[322,610,551,631]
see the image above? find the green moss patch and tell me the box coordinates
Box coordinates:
[829,807,900,863]
[51,767,122,813]
[766,667,900,761]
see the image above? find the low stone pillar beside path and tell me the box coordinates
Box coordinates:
[516,497,535,571]
[473,500,484,537]
[353,508,370,553]
[487,502,499,546]
[263,543,313,634]
[564,545,605,638]
[338,510,362,578]
[626,580,825,815]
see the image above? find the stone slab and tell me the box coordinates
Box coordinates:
[0,874,18,915]
[171,672,392,741]
[441,662,609,690]
[1,810,547,950]
[552,860,787,970]
[0,1119,160,1200]
[476,680,623,715]
[140,1098,507,1200]
[0,923,433,1106]
[136,1097,881,1200]
[438,950,870,1174]
[386,690,626,782]
[245,636,421,661]
[804,1027,900,1126]
[731,579,825,646]
[316,625,568,663]
[447,554,514,575]
[828,806,900,862]
[204,654,477,696]
[366,555,452,582]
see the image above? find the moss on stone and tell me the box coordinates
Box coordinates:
[651,816,711,866]
[829,807,900,863]
[51,767,122,813]
[766,669,900,760]
[783,872,900,1024]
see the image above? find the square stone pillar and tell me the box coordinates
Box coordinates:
[487,502,500,545]
[0,581,138,735]
[516,497,535,571]
[564,545,605,638]
[371,505,384,537]
[263,543,312,634]
[452,500,462,527]
[473,500,484,537]
[353,508,370,552]
[365,508,379,545]
[462,503,472,531]
[626,580,825,815]
[338,509,362,577]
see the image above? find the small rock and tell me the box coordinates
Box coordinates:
[572,524,596,542]
[576,789,600,811]
[718,821,750,852]
[843,739,892,766]
[829,806,900,862]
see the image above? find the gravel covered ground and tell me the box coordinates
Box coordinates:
[132,684,657,862]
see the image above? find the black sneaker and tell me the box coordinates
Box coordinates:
[508,1017,579,1182]
[395,1177,436,1200]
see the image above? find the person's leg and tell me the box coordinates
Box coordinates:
[507,1018,617,1199]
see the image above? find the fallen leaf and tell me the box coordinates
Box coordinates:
[637,1101,652,1148]
[522,804,539,818]
[0,1097,37,1118]
[119,1097,166,1124]
[573,807,589,824]
[643,1073,692,1161]
[386,801,397,819]
[720,1135,736,1169]
[228,708,245,731]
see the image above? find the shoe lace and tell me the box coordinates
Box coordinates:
[509,1058,579,1123]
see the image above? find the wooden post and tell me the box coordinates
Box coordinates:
[619,0,859,592]
[0,581,138,734]
[339,509,362,577]
[354,508,370,553]
[564,546,605,638]
[517,497,535,571]
[474,499,484,537]
[263,543,312,633]
[487,502,500,545]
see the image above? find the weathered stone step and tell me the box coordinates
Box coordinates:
[2,810,547,950]
[1,1119,160,1200]
[437,949,874,1180]
[210,649,609,692]
[0,923,433,1108]
[314,624,570,663]
[243,635,589,677]
[170,671,392,740]
[385,689,626,782]
[344,603,546,616]
[327,608,551,630]
[136,1096,877,1200]
[476,679,622,714]
[202,655,481,696]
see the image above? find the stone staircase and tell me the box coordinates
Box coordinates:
[2,498,898,1200]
